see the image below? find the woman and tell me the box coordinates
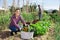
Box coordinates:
[9,8,26,35]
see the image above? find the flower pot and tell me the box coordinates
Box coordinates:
[21,31,34,39]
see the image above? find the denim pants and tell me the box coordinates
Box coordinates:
[9,25,23,32]
[9,26,19,32]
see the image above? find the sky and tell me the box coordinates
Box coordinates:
[0,0,59,10]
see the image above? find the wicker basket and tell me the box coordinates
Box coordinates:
[21,31,34,39]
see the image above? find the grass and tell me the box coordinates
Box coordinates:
[54,22,60,40]
[0,11,60,40]
[49,13,60,40]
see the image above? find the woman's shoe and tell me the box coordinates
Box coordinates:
[10,31,14,36]
[15,31,17,34]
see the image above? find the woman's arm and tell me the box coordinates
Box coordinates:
[20,16,26,25]
[11,18,20,28]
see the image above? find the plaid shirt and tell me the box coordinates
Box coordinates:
[9,14,25,28]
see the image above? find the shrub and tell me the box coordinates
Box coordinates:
[54,22,60,40]
[0,12,11,30]
[30,21,51,35]
[50,13,60,22]
[52,10,58,13]
[21,12,36,22]
[42,13,51,21]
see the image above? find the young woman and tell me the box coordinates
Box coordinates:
[9,8,26,35]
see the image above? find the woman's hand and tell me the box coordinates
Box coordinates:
[25,24,28,27]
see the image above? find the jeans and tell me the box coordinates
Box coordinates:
[9,25,23,31]
[9,26,22,35]
[9,26,18,32]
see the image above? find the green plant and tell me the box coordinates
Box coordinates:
[50,13,60,22]
[0,12,11,30]
[22,25,34,32]
[30,21,51,35]
[42,13,51,21]
[0,12,11,25]
[21,12,35,22]
[54,22,60,40]
[9,6,15,14]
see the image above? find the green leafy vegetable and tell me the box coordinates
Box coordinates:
[30,21,51,35]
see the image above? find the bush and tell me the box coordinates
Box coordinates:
[21,12,37,22]
[52,10,58,13]
[50,13,60,22]
[30,21,51,35]
[0,12,11,30]
[54,22,60,40]
[44,10,48,13]
[42,13,51,21]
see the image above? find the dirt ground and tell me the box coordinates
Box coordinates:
[0,27,54,40]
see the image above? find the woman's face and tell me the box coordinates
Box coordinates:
[15,10,20,16]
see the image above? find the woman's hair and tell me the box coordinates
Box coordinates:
[14,8,20,12]
[13,8,20,15]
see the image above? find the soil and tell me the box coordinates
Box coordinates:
[0,27,55,40]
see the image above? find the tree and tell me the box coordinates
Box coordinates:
[23,0,24,7]
[12,0,15,7]
[29,4,37,12]
[59,6,60,14]
[23,0,24,11]
[11,0,16,14]
[26,0,29,13]
[17,0,20,7]
[9,6,15,14]
[3,0,7,12]
[44,10,48,13]
[52,10,58,13]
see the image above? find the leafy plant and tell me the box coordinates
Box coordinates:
[0,12,11,30]
[42,13,51,21]
[22,25,34,32]
[30,21,51,35]
[49,13,60,24]
[21,12,35,22]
